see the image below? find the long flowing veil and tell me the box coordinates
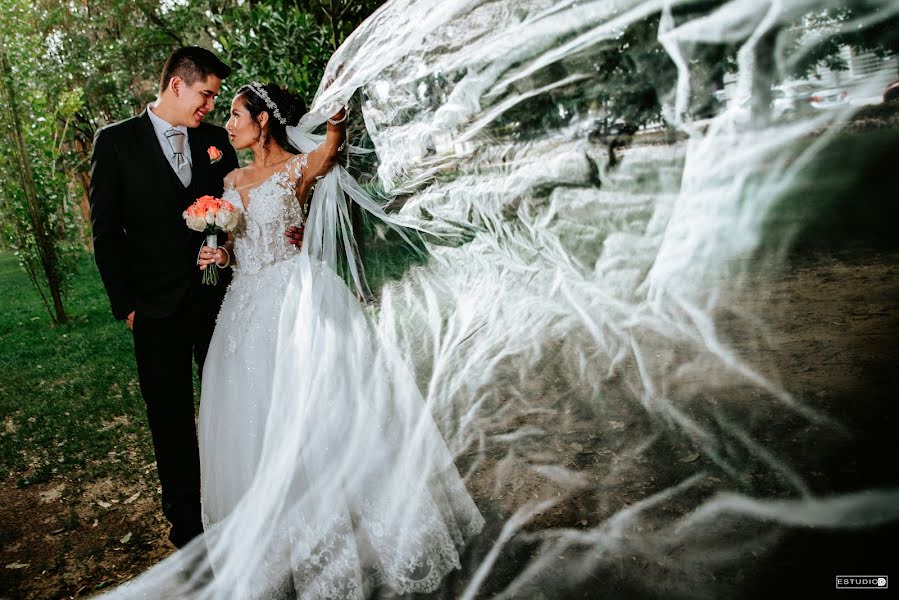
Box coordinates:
[102,0,899,597]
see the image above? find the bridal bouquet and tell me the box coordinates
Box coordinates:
[184,195,239,285]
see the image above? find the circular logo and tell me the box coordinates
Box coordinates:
[878,577,887,587]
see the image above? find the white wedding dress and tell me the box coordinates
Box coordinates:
[197,154,483,599]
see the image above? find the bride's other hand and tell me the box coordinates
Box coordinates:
[198,245,229,270]
[285,225,304,249]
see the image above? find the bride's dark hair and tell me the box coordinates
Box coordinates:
[237,82,306,153]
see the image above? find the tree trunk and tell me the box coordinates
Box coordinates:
[75,138,94,252]
[329,0,340,51]
[0,49,67,323]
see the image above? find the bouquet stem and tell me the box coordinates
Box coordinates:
[203,233,219,286]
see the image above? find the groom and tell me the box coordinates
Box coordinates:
[90,47,239,548]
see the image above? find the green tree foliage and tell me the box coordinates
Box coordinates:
[209,3,334,103]
[292,0,384,51]
[0,1,81,322]
[205,0,383,126]
[788,2,899,79]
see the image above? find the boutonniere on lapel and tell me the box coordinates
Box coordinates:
[207,146,223,164]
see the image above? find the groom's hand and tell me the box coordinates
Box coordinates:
[285,225,304,249]
[126,311,135,331]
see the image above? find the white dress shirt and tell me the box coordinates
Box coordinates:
[147,102,192,186]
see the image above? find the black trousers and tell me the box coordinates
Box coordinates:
[133,293,218,548]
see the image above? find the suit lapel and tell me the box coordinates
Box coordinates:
[188,130,210,201]
[136,110,186,197]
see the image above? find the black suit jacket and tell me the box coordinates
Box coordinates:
[90,110,240,321]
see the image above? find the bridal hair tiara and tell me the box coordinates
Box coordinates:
[248,81,349,129]
[247,81,288,125]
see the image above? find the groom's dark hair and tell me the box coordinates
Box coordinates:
[159,46,232,93]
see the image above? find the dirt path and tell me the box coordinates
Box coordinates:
[0,468,170,598]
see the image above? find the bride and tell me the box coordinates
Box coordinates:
[191,81,484,598]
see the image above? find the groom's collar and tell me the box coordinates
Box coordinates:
[147,102,188,137]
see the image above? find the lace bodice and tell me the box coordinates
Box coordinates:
[223,155,307,275]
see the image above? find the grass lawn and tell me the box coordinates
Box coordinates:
[0,252,155,487]
[0,252,173,599]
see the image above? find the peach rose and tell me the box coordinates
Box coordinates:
[207,146,223,164]
[184,195,239,233]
